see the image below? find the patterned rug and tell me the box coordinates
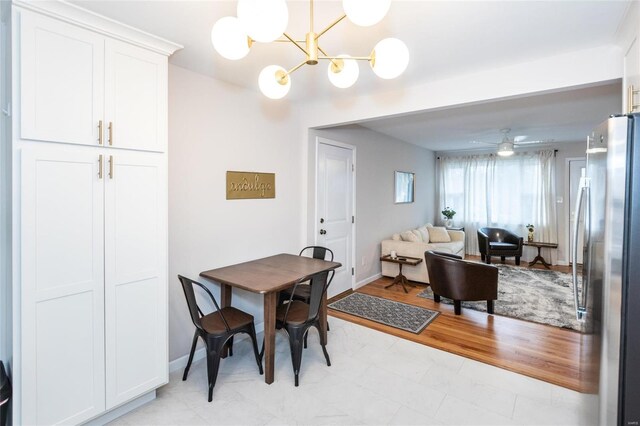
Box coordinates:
[417,264,583,332]
[329,293,440,333]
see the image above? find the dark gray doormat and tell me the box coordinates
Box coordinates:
[329,293,440,334]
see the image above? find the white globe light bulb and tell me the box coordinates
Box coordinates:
[371,38,409,79]
[327,55,360,89]
[343,0,391,26]
[238,0,288,43]
[211,16,250,60]
[258,65,291,99]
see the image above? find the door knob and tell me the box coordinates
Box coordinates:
[320,229,326,235]
[320,218,324,223]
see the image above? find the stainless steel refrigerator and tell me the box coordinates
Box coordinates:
[572,113,639,426]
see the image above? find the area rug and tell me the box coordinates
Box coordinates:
[417,264,583,332]
[329,293,440,334]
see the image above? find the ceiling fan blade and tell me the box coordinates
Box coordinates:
[514,139,555,145]
[513,135,528,143]
[469,140,497,146]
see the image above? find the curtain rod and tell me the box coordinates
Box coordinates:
[437,149,558,160]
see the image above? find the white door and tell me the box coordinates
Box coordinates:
[21,146,105,425]
[104,39,167,152]
[569,159,586,265]
[317,141,354,298]
[104,151,167,408]
[20,11,104,146]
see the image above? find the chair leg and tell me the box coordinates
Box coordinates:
[501,256,505,263]
[433,294,441,303]
[515,256,521,266]
[288,329,305,387]
[481,254,485,262]
[303,330,308,349]
[453,300,462,315]
[248,324,264,375]
[205,346,222,402]
[327,321,330,331]
[228,336,234,357]
[486,256,491,264]
[487,300,494,314]
[183,330,199,381]
[314,321,331,367]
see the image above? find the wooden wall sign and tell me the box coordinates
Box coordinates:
[226,171,275,199]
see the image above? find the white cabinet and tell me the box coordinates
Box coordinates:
[105,40,167,152]
[21,147,106,425]
[19,11,168,152]
[13,3,180,425]
[104,152,167,407]
[624,37,640,114]
[20,12,104,146]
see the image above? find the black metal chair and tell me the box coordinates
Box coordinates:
[279,246,333,346]
[178,275,263,402]
[269,269,334,386]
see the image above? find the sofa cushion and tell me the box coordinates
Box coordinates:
[430,241,464,254]
[400,230,420,242]
[392,233,401,241]
[427,226,451,243]
[417,226,430,242]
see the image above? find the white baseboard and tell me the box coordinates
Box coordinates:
[556,260,569,266]
[168,322,265,373]
[85,390,156,425]
[354,273,382,291]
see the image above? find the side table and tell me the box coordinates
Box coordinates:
[523,241,558,269]
[380,254,423,293]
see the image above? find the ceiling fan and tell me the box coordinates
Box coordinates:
[470,128,555,157]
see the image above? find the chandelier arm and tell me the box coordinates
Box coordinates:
[316,14,347,40]
[286,60,308,76]
[319,56,372,61]
[272,38,306,43]
[283,32,310,56]
[317,46,339,68]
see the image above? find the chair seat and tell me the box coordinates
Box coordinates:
[201,307,254,334]
[276,300,310,325]
[281,283,311,301]
[489,242,518,250]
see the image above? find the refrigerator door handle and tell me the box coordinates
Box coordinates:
[572,176,589,321]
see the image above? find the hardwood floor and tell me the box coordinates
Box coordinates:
[328,256,595,393]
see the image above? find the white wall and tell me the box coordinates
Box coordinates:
[168,65,302,361]
[435,142,587,265]
[308,125,436,286]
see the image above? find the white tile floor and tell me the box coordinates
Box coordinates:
[110,318,597,425]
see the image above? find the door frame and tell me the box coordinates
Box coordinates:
[565,156,586,266]
[314,136,356,291]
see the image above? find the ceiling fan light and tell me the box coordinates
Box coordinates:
[343,0,391,27]
[238,0,288,43]
[370,38,409,79]
[327,55,360,89]
[497,141,515,157]
[211,16,250,60]
[258,65,291,99]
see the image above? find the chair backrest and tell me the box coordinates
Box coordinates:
[283,269,335,324]
[178,275,230,332]
[299,246,334,262]
[424,250,498,300]
[478,227,515,243]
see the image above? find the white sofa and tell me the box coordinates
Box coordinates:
[381,224,465,284]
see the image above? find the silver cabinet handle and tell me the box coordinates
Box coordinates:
[572,176,589,321]
[98,155,103,179]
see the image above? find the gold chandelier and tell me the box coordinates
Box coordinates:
[211,0,409,99]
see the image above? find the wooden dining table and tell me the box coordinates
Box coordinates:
[200,253,341,384]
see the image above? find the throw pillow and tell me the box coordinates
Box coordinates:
[427,226,451,243]
[411,229,423,242]
[417,226,430,242]
[400,230,420,242]
[392,233,401,241]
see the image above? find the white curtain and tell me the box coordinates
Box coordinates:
[438,150,558,262]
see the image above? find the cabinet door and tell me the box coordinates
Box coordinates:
[104,39,167,152]
[104,152,167,408]
[624,37,640,113]
[20,11,104,145]
[21,146,106,425]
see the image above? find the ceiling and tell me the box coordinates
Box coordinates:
[69,1,625,152]
[349,82,622,152]
[71,0,631,100]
